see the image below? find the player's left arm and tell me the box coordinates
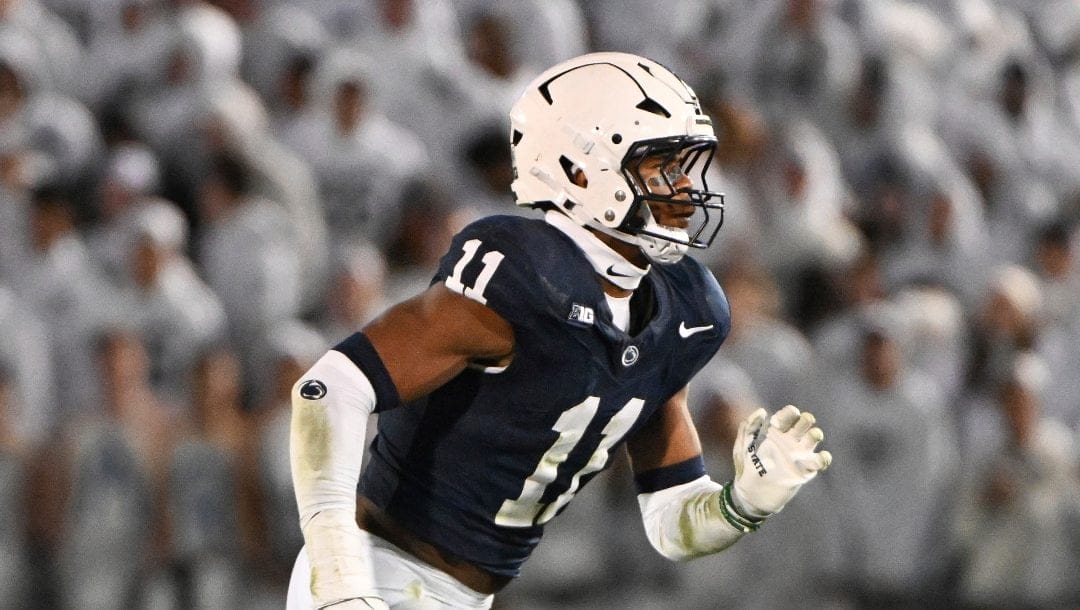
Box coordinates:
[626,388,831,560]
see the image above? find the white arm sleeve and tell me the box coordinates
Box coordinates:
[290,350,382,608]
[637,475,747,561]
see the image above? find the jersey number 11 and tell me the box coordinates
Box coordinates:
[496,396,644,527]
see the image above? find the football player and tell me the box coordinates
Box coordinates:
[288,52,831,609]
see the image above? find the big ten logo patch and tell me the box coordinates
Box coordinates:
[568,303,595,325]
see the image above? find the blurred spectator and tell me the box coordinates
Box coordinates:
[195,153,301,405]
[317,239,388,344]
[305,0,460,47]
[871,111,993,303]
[0,365,30,607]
[818,309,957,606]
[965,263,1042,393]
[746,117,862,303]
[124,22,210,177]
[352,0,475,162]
[126,1,243,211]
[582,0,712,73]
[1032,219,1080,331]
[879,177,991,309]
[19,186,117,416]
[0,283,55,448]
[0,146,32,280]
[819,53,925,216]
[716,263,815,411]
[162,344,254,608]
[940,56,1072,263]
[281,46,427,251]
[952,353,1080,608]
[855,0,956,75]
[84,141,167,282]
[232,0,328,109]
[268,50,320,144]
[810,250,887,372]
[170,0,242,86]
[739,0,861,122]
[0,0,84,96]
[892,285,969,401]
[0,29,103,192]
[456,0,586,74]
[993,57,1080,201]
[382,179,479,303]
[120,200,227,409]
[1030,221,1080,432]
[51,329,172,609]
[198,80,329,312]
[457,7,535,124]
[79,0,173,117]
[455,123,519,216]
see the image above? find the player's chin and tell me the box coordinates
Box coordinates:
[647,197,696,231]
[657,213,693,230]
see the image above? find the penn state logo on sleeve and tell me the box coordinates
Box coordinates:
[299,379,327,400]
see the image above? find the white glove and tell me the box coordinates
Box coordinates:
[731,405,832,519]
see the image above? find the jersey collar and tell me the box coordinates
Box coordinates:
[545,210,650,291]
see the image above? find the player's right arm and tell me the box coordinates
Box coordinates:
[362,283,514,401]
[290,283,513,609]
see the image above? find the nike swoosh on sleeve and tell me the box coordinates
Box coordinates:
[678,322,714,338]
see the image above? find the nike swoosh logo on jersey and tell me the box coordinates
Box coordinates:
[606,265,633,278]
[678,322,714,338]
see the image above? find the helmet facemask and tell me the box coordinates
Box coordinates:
[616,136,725,263]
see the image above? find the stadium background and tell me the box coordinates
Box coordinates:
[2,0,1080,607]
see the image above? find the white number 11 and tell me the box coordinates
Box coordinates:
[444,239,504,304]
[496,396,645,527]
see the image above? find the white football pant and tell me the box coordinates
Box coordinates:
[287,529,494,609]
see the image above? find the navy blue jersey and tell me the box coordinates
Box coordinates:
[357,215,730,577]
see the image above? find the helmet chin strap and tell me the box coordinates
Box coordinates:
[637,230,690,264]
[627,210,691,264]
[581,213,690,265]
[635,232,686,262]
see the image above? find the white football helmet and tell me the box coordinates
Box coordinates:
[510,52,724,263]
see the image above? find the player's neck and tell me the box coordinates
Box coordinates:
[589,227,648,262]
[599,277,633,298]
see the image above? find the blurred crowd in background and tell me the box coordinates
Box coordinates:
[2,0,1080,608]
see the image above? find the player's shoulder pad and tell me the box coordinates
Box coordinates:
[433,215,578,327]
[666,255,731,343]
[444,215,546,252]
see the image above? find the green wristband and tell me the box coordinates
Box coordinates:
[718,483,764,533]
